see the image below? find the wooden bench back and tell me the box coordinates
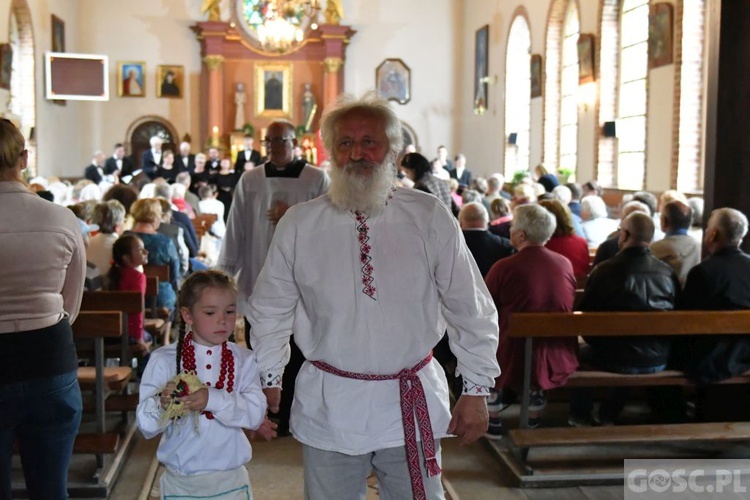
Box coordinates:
[508,310,750,338]
[72,311,124,338]
[146,276,159,296]
[144,264,170,282]
[81,291,144,314]
[193,213,218,238]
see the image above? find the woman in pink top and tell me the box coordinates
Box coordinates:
[0,118,86,498]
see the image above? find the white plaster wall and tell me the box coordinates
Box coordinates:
[0,0,83,177]
[0,0,690,191]
[342,0,460,159]
[76,0,203,176]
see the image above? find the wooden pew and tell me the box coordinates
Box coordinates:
[144,265,172,343]
[503,310,750,484]
[72,311,130,460]
[192,213,218,239]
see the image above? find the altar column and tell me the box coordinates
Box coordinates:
[323,57,343,107]
[203,55,225,149]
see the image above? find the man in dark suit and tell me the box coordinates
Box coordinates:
[104,143,134,181]
[206,147,222,175]
[233,134,262,174]
[459,202,513,276]
[176,141,195,173]
[675,207,750,383]
[453,153,473,187]
[141,136,164,179]
[83,151,106,184]
[433,145,454,178]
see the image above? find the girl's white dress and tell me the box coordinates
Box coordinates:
[137,341,266,498]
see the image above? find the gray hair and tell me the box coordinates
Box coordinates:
[712,207,749,246]
[621,200,650,218]
[581,195,608,220]
[461,189,483,205]
[149,136,163,147]
[513,204,557,244]
[176,172,191,186]
[553,185,572,204]
[459,202,489,226]
[320,91,403,163]
[154,183,172,200]
[92,200,126,234]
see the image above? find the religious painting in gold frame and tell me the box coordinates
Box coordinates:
[255,62,292,118]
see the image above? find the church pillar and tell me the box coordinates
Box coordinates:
[203,55,225,150]
[323,57,343,107]
[704,0,750,251]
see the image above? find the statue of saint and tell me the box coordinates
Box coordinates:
[234,83,247,131]
[301,83,317,133]
[324,0,344,25]
[201,0,221,21]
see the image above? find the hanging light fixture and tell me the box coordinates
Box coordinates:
[240,0,321,54]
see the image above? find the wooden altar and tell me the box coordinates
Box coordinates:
[192,20,355,162]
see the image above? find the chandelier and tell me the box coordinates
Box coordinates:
[240,0,321,53]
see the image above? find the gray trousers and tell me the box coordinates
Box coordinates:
[302,441,444,500]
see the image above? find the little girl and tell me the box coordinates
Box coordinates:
[136,270,274,498]
[108,234,152,358]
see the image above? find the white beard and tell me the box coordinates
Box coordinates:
[328,156,395,215]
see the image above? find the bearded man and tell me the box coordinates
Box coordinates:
[247,92,500,499]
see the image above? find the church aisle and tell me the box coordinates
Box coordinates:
[110,430,622,499]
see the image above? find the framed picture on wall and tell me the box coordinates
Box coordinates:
[375,58,410,105]
[255,62,292,117]
[530,54,543,98]
[474,24,489,113]
[577,34,596,84]
[0,44,12,90]
[156,65,183,98]
[117,61,145,97]
[51,15,65,52]
[649,3,674,68]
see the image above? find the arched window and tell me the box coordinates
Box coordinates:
[8,0,36,176]
[675,0,706,193]
[503,14,531,179]
[544,0,580,176]
[616,0,649,190]
[558,1,580,176]
[596,0,620,187]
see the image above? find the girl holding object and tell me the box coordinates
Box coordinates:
[136,270,276,498]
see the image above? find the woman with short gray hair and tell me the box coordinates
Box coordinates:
[89,199,127,280]
[581,195,618,247]
[483,202,578,437]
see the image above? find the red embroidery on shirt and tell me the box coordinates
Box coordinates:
[353,211,377,300]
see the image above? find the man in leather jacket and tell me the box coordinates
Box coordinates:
[570,212,680,425]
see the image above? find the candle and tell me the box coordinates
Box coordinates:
[312,147,318,166]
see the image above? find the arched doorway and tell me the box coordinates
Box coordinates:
[125,116,179,169]
[400,120,419,151]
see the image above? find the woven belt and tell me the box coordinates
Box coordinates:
[310,353,441,500]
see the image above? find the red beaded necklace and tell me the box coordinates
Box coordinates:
[181,331,235,419]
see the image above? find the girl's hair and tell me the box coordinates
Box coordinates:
[175,270,238,373]
[107,234,142,290]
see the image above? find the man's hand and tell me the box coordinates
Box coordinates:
[447,395,488,445]
[249,417,278,441]
[263,387,281,413]
[266,201,290,225]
